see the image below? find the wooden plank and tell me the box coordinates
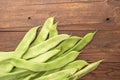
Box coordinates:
[0,30,119,62]
[0,23,119,31]
[78,62,120,80]
[0,0,105,6]
[0,1,119,31]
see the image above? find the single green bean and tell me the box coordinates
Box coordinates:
[62,60,88,70]
[34,68,77,80]
[70,60,103,79]
[23,34,70,59]
[43,60,88,76]
[29,49,60,62]
[49,23,58,38]
[13,26,39,58]
[31,17,54,46]
[60,32,96,57]
[11,51,80,72]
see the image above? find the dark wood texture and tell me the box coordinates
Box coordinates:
[0,0,120,80]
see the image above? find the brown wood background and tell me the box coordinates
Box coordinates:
[0,0,120,80]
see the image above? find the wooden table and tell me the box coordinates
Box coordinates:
[0,0,120,80]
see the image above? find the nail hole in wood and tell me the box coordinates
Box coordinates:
[106,18,110,21]
[28,17,31,20]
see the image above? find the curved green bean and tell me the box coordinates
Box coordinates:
[49,22,58,38]
[23,34,70,59]
[60,32,96,57]
[70,60,103,79]
[11,51,80,72]
[62,60,88,70]
[34,68,77,80]
[29,49,60,62]
[43,60,88,76]
[13,26,39,58]
[31,17,54,46]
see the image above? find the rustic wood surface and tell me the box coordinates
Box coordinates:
[0,0,120,80]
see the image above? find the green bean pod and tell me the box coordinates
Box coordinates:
[62,60,88,70]
[70,60,103,79]
[31,17,54,46]
[48,23,58,38]
[11,51,80,72]
[13,26,39,58]
[34,68,77,80]
[23,34,70,59]
[29,49,60,62]
[72,32,96,51]
[61,32,96,57]
[43,60,88,76]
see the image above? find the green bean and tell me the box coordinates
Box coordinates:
[43,60,88,76]
[48,36,81,61]
[13,26,39,58]
[11,51,80,72]
[29,49,60,62]
[23,34,70,59]
[62,60,88,70]
[0,70,34,80]
[60,32,96,57]
[31,17,54,46]
[49,23,58,38]
[34,68,77,80]
[72,32,96,51]
[70,60,103,79]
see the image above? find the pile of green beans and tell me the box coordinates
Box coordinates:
[0,17,103,80]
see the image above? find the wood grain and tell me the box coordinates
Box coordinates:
[0,0,120,80]
[0,0,120,31]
